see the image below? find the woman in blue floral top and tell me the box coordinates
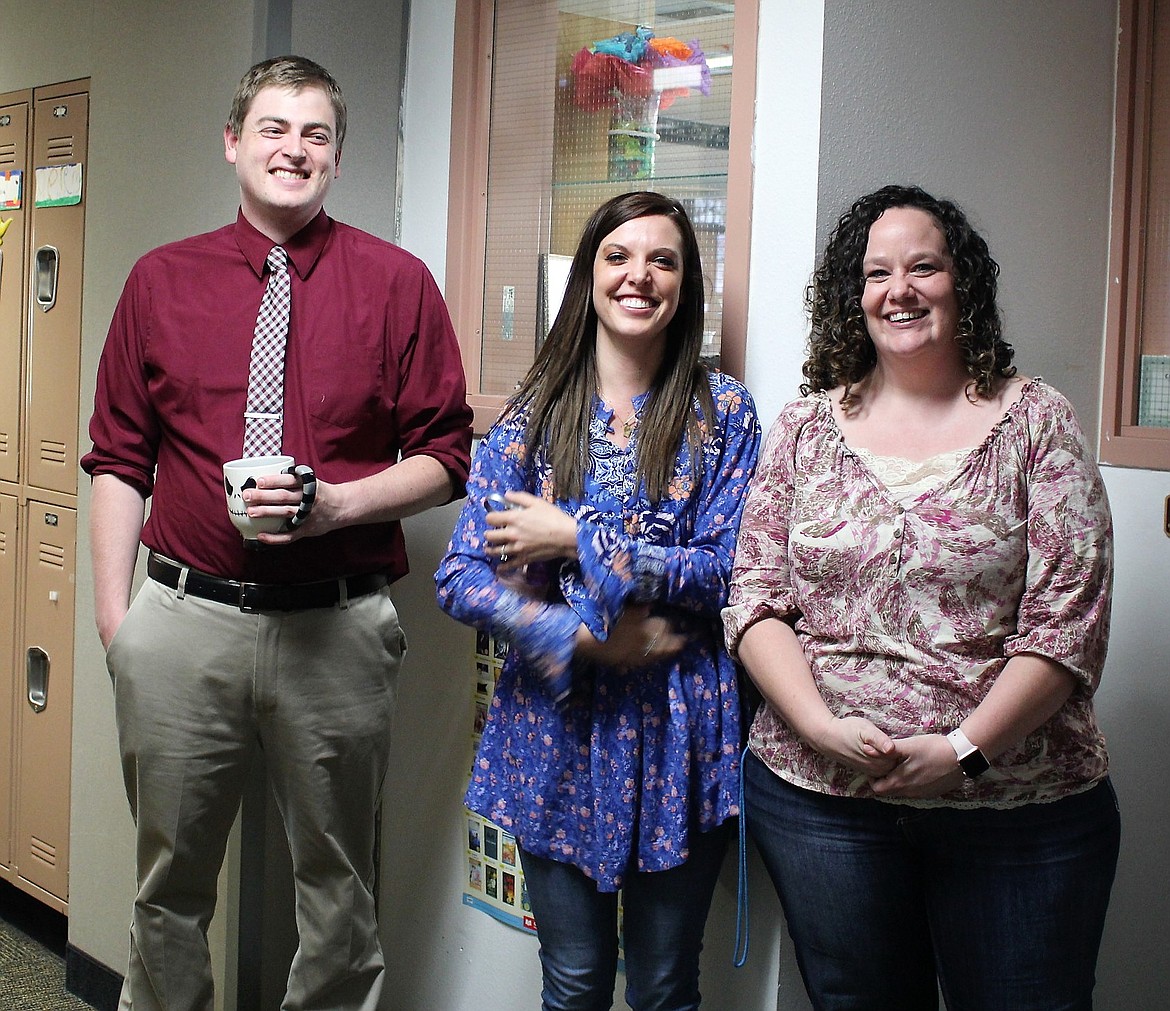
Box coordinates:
[436,191,759,1010]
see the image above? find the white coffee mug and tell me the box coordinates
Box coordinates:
[222,455,296,539]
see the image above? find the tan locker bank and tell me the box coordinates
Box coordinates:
[24,83,88,497]
[0,492,17,874]
[15,501,76,905]
[0,78,88,913]
[0,93,30,485]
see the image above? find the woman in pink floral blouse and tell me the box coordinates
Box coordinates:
[724,185,1118,1011]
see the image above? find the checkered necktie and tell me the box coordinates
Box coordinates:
[242,245,291,456]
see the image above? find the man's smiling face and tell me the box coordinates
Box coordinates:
[224,84,340,240]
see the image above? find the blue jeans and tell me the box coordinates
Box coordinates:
[519,824,731,1011]
[744,752,1120,1011]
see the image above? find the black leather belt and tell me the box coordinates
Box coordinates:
[147,553,388,613]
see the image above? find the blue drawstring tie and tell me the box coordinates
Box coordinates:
[733,743,750,967]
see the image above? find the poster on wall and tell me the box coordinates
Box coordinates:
[34,163,83,208]
[462,631,537,935]
[0,169,22,210]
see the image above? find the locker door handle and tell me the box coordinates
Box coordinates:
[34,244,60,312]
[26,646,49,712]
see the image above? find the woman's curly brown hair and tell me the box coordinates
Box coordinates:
[803,185,1015,405]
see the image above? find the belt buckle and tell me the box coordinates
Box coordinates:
[238,582,262,613]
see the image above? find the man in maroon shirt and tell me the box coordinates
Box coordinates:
[83,56,471,1010]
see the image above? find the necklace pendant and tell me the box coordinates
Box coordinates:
[597,389,639,441]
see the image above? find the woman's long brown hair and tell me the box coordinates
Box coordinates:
[509,191,715,502]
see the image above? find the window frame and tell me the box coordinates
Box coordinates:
[444,0,760,434]
[1102,0,1170,469]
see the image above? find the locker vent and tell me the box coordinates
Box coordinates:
[0,140,16,166]
[38,541,65,569]
[0,430,8,452]
[29,835,58,867]
[0,530,6,554]
[45,135,75,162]
[39,439,67,465]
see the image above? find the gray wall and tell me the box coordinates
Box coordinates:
[389,1,1170,1008]
[817,0,1117,436]
[1095,465,1170,1004]
[804,1,1169,1006]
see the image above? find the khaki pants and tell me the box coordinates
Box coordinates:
[107,576,405,1011]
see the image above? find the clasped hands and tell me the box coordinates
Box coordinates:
[816,715,966,799]
[575,604,686,669]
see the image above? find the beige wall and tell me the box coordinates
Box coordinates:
[0,0,253,977]
[0,0,407,987]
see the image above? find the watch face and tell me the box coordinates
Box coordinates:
[960,750,991,778]
[948,728,990,779]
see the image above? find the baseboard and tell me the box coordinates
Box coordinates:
[66,943,123,1011]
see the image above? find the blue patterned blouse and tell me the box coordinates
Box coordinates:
[435,371,760,891]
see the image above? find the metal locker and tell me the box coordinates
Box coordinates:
[0,78,88,912]
[0,93,31,485]
[14,499,75,908]
[0,492,17,874]
[23,81,88,497]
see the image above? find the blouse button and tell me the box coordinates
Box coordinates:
[889,553,899,564]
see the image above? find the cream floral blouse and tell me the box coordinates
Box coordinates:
[724,379,1113,807]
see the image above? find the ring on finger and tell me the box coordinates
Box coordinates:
[499,549,509,564]
[643,630,660,657]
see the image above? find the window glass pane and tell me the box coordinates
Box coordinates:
[480,0,736,396]
[1139,0,1170,426]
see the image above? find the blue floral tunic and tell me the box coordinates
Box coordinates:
[436,371,760,890]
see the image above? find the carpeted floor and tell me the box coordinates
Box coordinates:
[0,881,97,1010]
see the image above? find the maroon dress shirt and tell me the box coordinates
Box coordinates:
[83,210,472,584]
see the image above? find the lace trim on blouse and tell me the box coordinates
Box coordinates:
[852,445,974,504]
